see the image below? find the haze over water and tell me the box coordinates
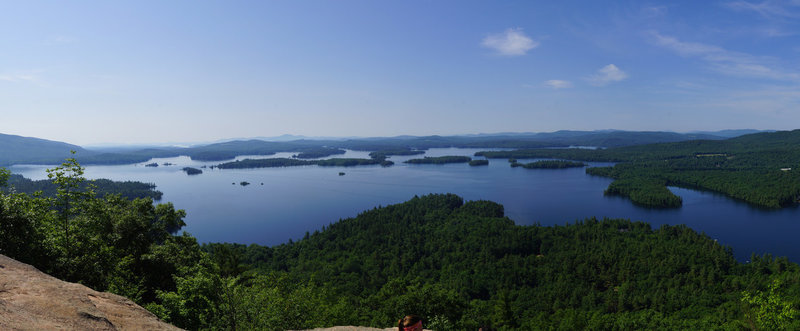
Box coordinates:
[11,148,800,263]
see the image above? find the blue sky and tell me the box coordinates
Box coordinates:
[1,1,799,145]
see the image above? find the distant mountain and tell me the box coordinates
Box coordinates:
[689,129,774,138]
[0,130,783,167]
[0,133,95,166]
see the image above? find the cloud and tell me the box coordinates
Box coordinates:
[649,31,800,80]
[43,35,77,45]
[0,73,38,83]
[481,28,539,56]
[725,0,800,19]
[587,64,628,86]
[544,80,573,89]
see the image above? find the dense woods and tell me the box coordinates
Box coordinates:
[404,156,472,164]
[510,160,587,169]
[2,173,162,201]
[294,147,346,159]
[469,159,489,166]
[216,158,317,169]
[182,167,203,175]
[478,130,800,208]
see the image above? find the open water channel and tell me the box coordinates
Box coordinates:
[11,148,800,262]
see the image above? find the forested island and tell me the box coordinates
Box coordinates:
[316,158,383,167]
[368,149,425,160]
[216,158,317,169]
[214,157,388,169]
[3,158,797,331]
[404,155,472,164]
[477,130,800,208]
[469,159,489,166]
[181,167,202,175]
[510,160,587,169]
[293,147,346,159]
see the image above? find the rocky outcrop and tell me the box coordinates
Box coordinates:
[0,254,180,330]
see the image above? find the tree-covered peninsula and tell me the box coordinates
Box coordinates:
[510,160,586,169]
[404,156,472,164]
[477,130,800,209]
[2,173,162,201]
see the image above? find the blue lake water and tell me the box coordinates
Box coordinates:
[10,148,800,262]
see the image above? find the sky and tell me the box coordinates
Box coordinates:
[1,0,800,145]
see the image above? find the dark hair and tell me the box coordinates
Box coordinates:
[398,314,422,331]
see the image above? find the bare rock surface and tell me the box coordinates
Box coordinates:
[0,254,180,330]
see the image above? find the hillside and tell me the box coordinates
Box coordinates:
[0,133,94,166]
[0,253,179,330]
[206,194,800,330]
[0,130,742,166]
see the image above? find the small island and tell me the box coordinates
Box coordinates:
[240,181,250,186]
[182,167,203,175]
[511,160,587,169]
[368,149,425,159]
[144,162,159,167]
[380,160,394,167]
[603,177,682,208]
[293,147,346,159]
[315,158,382,167]
[469,159,489,166]
[217,158,316,169]
[404,156,472,164]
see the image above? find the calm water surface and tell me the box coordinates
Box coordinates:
[11,148,800,262]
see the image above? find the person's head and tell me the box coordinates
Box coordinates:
[398,314,422,331]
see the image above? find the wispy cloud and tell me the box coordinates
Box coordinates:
[0,71,40,83]
[587,64,628,86]
[481,28,539,56]
[544,80,573,89]
[725,0,800,19]
[43,35,78,46]
[649,31,800,80]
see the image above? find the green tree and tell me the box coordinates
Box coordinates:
[46,151,96,276]
[741,279,799,330]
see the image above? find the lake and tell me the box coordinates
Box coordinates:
[11,148,800,262]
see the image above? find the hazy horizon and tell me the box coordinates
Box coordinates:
[3,1,799,145]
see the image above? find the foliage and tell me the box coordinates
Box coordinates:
[469,159,489,166]
[404,156,472,164]
[3,174,162,200]
[4,155,800,329]
[0,158,204,321]
[206,194,800,330]
[512,160,586,169]
[603,176,682,208]
[741,279,800,330]
[216,158,316,169]
[315,158,383,167]
[182,167,203,175]
[294,148,346,159]
[478,129,800,208]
